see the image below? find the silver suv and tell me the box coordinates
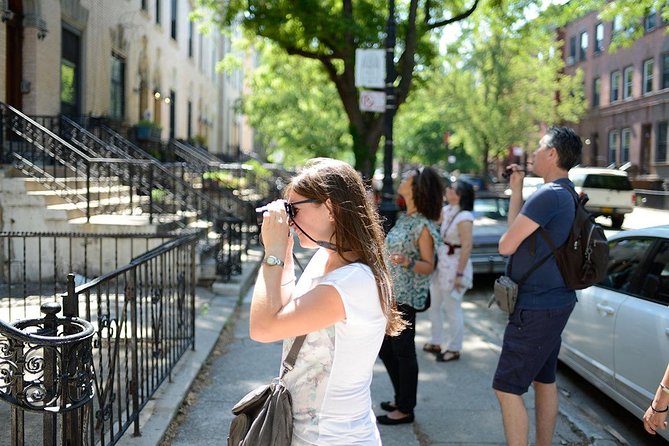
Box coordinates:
[568,167,635,229]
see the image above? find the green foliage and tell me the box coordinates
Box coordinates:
[194,0,485,176]
[544,0,669,50]
[418,2,587,174]
[136,119,161,129]
[243,42,353,167]
[202,171,247,189]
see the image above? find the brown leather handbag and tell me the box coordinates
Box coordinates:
[227,335,306,446]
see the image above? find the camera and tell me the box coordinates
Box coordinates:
[502,167,524,180]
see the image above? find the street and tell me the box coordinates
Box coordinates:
[465,275,668,446]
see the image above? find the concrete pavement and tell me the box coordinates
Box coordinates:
[117,204,669,445]
[158,279,591,445]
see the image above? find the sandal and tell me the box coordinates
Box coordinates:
[422,343,442,354]
[436,351,460,362]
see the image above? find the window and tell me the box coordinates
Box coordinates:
[643,59,654,94]
[155,0,161,24]
[600,237,653,291]
[610,70,621,102]
[188,21,194,58]
[579,32,588,61]
[612,15,623,36]
[645,7,657,32]
[568,36,576,64]
[637,240,669,303]
[663,53,669,90]
[141,0,147,11]
[592,77,601,107]
[623,66,633,99]
[61,27,81,116]
[657,121,668,163]
[170,0,177,39]
[110,52,125,120]
[594,22,604,53]
[608,130,618,164]
[621,128,631,162]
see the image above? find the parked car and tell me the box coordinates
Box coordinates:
[559,225,669,441]
[470,192,509,274]
[568,167,635,229]
[504,176,545,201]
[453,174,488,191]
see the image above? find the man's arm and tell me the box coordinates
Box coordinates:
[499,214,539,256]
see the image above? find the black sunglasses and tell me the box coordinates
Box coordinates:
[285,199,319,219]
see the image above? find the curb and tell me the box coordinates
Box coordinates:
[116,247,263,446]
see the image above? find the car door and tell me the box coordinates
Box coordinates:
[562,237,654,387]
[614,238,669,416]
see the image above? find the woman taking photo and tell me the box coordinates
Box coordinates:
[251,158,404,445]
[378,166,444,425]
[424,180,475,362]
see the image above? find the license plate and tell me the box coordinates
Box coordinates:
[601,207,613,213]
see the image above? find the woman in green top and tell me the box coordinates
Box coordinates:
[377,166,444,425]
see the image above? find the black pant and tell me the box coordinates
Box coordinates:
[378,303,417,415]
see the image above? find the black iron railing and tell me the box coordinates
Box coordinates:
[0,230,201,445]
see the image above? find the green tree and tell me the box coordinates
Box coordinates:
[548,0,669,50]
[428,1,586,175]
[195,0,488,177]
[244,43,353,165]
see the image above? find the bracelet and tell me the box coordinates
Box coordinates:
[407,258,416,270]
[651,403,669,413]
[456,272,464,277]
[660,383,669,395]
[281,277,296,286]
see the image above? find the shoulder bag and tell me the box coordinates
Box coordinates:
[227,335,306,446]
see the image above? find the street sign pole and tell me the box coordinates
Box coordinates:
[379,0,398,233]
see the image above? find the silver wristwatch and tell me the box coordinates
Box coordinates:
[263,255,285,267]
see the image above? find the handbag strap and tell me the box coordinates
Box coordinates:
[441,208,462,239]
[280,334,306,378]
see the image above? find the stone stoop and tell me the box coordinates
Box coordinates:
[0,168,159,234]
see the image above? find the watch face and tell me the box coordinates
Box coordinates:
[265,256,283,266]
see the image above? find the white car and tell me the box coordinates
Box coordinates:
[503,176,544,201]
[559,225,669,441]
[568,167,635,229]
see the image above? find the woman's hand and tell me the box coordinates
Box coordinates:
[261,200,291,259]
[389,253,409,266]
[644,404,669,434]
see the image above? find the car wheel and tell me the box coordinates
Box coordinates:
[610,214,624,229]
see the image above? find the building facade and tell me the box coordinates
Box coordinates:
[1,0,254,157]
[561,9,669,182]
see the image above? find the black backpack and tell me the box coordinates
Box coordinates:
[537,184,609,290]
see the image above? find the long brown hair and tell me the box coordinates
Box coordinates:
[286,158,404,335]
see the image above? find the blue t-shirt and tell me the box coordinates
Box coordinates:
[507,178,577,310]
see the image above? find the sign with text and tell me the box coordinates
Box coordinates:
[355,49,386,88]
[359,90,386,113]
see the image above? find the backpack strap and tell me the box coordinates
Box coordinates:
[510,179,578,285]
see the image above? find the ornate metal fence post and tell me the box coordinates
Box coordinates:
[0,300,95,446]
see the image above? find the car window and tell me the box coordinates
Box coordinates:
[599,237,654,291]
[582,174,633,190]
[473,198,509,220]
[637,240,669,305]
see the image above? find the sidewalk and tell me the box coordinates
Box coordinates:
[120,244,598,445]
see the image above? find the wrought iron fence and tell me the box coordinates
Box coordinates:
[0,230,201,445]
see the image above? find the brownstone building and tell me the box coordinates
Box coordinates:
[562,9,669,183]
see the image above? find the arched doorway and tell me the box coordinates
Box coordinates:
[5,0,24,110]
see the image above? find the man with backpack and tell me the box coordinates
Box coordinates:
[493,127,583,446]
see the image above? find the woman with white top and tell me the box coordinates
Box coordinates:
[424,180,475,362]
[251,158,404,445]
